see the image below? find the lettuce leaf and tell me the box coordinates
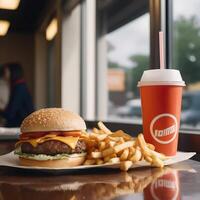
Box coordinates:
[14,150,86,161]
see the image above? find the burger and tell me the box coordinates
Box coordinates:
[14,108,87,168]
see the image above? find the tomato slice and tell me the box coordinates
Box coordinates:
[20,132,46,140]
[58,131,81,137]
[20,131,81,140]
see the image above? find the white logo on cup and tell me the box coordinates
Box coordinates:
[150,113,178,144]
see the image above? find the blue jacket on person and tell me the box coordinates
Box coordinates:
[0,80,34,127]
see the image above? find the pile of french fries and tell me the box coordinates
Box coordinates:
[81,122,167,171]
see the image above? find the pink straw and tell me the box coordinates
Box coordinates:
[159,31,165,69]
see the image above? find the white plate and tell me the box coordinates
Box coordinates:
[0,151,196,172]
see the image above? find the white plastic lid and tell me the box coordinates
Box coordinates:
[137,69,185,87]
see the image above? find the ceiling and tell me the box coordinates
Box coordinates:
[97,0,149,33]
[0,0,49,33]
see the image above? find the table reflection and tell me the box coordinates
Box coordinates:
[0,166,186,200]
[144,170,180,200]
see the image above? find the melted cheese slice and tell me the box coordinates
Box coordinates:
[16,135,79,149]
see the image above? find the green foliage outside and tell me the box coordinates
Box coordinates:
[129,55,148,94]
[174,16,200,84]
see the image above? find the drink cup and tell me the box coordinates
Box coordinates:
[144,170,180,200]
[138,69,185,156]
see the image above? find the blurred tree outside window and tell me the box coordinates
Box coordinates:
[173,0,200,128]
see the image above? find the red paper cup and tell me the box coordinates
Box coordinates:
[138,69,185,156]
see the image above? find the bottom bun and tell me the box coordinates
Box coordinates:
[19,156,86,168]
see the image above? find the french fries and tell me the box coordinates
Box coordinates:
[91,151,102,159]
[128,147,136,159]
[102,147,115,157]
[84,159,96,165]
[98,121,113,135]
[90,133,108,141]
[96,158,104,165]
[130,148,142,162]
[120,148,129,161]
[82,122,167,171]
[120,161,132,171]
[109,157,120,164]
[104,154,116,162]
[99,141,106,151]
[147,143,155,150]
[110,130,132,141]
[114,141,135,153]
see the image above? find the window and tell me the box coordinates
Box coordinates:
[172,0,200,128]
[96,0,149,123]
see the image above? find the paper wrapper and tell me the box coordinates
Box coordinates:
[0,151,196,172]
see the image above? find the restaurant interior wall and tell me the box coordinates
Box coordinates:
[34,32,47,109]
[34,0,62,109]
[61,5,81,114]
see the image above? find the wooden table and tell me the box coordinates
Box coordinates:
[0,141,200,200]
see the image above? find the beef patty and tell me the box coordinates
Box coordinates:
[21,140,86,155]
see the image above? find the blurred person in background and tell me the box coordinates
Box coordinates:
[0,68,9,125]
[0,63,34,127]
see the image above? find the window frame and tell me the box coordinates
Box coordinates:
[81,0,163,120]
[165,0,200,132]
[81,0,200,132]
[95,0,163,120]
[80,0,97,120]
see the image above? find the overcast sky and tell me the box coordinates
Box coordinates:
[106,13,149,67]
[106,0,200,68]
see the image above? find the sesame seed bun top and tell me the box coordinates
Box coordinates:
[20,108,86,133]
